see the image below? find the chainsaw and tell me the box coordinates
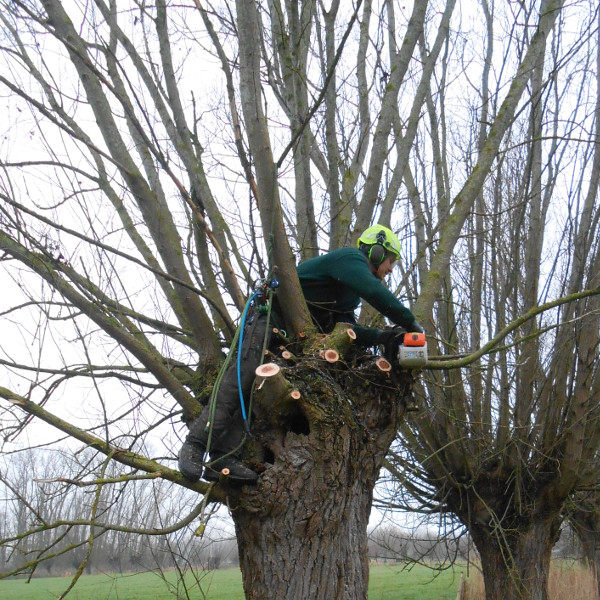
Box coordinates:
[396,331,428,368]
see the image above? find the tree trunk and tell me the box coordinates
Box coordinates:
[579,529,600,600]
[234,436,375,599]
[227,354,411,599]
[571,509,600,600]
[470,517,562,600]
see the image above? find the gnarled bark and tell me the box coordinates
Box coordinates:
[232,349,412,599]
[470,517,562,600]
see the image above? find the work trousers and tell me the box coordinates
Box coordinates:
[186,307,272,457]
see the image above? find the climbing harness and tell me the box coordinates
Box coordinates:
[235,278,279,433]
[203,277,279,458]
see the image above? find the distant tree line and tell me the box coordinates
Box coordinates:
[0,448,238,577]
[368,525,470,565]
[367,520,586,567]
[3,447,593,580]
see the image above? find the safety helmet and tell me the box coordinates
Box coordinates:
[357,225,401,264]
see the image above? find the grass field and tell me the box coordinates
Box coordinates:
[0,563,461,599]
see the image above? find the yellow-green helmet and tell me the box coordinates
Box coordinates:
[357,225,401,263]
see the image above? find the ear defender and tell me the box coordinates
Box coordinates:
[368,244,386,265]
[368,230,387,265]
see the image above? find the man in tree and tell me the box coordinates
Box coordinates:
[298,225,423,343]
[178,225,422,484]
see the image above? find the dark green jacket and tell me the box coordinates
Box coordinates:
[297,248,415,345]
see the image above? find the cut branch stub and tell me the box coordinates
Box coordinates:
[281,349,297,363]
[264,349,277,361]
[323,349,339,363]
[310,322,356,358]
[254,363,302,418]
[272,327,288,342]
[376,357,392,372]
[255,363,290,399]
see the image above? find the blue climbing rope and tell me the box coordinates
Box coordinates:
[236,290,262,433]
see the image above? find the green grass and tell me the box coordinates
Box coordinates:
[0,563,460,599]
[369,564,461,600]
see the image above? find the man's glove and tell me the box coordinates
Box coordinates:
[375,328,406,364]
[406,320,424,334]
[375,329,401,345]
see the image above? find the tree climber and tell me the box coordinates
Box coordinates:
[297,225,423,343]
[178,224,422,484]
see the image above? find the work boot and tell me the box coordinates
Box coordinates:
[204,457,258,484]
[178,440,206,482]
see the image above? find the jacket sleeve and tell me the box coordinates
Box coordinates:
[332,253,416,329]
[352,325,382,346]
